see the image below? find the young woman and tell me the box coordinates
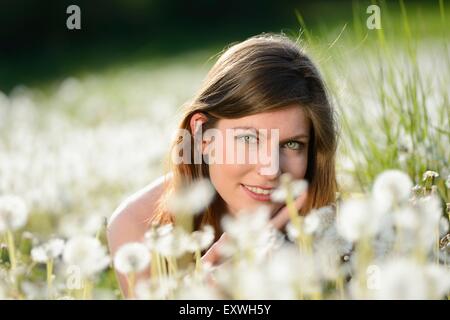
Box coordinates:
[107,33,338,297]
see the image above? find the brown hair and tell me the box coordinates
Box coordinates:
[151,33,338,240]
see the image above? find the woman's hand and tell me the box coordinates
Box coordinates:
[269,191,308,230]
[200,232,229,266]
[201,191,308,267]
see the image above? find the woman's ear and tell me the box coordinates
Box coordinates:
[189,112,208,135]
[189,112,209,155]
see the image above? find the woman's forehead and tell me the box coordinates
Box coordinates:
[215,105,310,136]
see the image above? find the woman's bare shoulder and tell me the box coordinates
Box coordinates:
[107,173,172,247]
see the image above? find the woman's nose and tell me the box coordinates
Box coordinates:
[257,160,281,180]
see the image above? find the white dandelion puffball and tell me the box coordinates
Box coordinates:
[31,238,65,263]
[0,194,29,232]
[372,170,413,213]
[114,242,150,275]
[168,178,216,215]
[271,178,307,203]
[375,259,427,299]
[186,225,215,253]
[63,236,110,278]
[422,170,439,181]
[31,247,49,264]
[156,227,190,258]
[337,197,384,242]
[375,259,450,300]
[221,206,275,253]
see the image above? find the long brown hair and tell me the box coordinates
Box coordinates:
[150,33,338,239]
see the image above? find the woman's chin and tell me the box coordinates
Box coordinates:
[231,201,281,217]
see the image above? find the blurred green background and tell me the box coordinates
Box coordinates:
[0,0,443,92]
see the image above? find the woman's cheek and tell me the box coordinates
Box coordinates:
[282,152,308,179]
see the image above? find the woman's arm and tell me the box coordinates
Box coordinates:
[106,175,168,298]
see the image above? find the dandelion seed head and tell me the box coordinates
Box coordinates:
[337,198,383,242]
[239,264,272,299]
[63,236,110,278]
[412,195,443,250]
[304,206,335,235]
[304,213,320,234]
[372,170,413,212]
[155,227,190,258]
[266,245,301,285]
[157,223,174,237]
[422,170,439,181]
[221,206,272,251]
[270,178,307,203]
[285,221,300,241]
[31,247,48,264]
[375,259,448,300]
[186,225,215,252]
[424,264,450,299]
[167,178,215,215]
[114,242,150,275]
[0,194,29,232]
[417,195,442,228]
[144,229,158,250]
[393,206,419,230]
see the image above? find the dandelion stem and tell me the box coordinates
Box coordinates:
[46,258,54,299]
[356,236,372,298]
[6,230,17,272]
[195,249,202,273]
[435,227,441,265]
[161,256,168,278]
[168,256,178,275]
[127,272,136,299]
[82,279,92,300]
[151,250,160,279]
[284,181,301,228]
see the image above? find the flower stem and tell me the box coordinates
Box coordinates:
[6,230,16,272]
[195,249,202,273]
[47,258,54,299]
[127,272,136,299]
[151,250,160,279]
[82,279,92,300]
[356,236,372,298]
[336,275,345,299]
[168,256,178,275]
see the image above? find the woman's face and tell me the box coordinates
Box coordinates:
[204,104,310,216]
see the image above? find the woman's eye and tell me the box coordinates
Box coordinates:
[284,141,304,150]
[237,135,258,144]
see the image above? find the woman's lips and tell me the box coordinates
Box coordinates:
[240,184,274,202]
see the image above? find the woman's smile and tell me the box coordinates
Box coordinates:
[240,183,275,201]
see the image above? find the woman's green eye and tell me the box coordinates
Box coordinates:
[237,135,258,143]
[284,141,302,150]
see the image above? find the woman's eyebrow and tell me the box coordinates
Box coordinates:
[231,126,257,131]
[279,134,310,144]
[231,127,309,142]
